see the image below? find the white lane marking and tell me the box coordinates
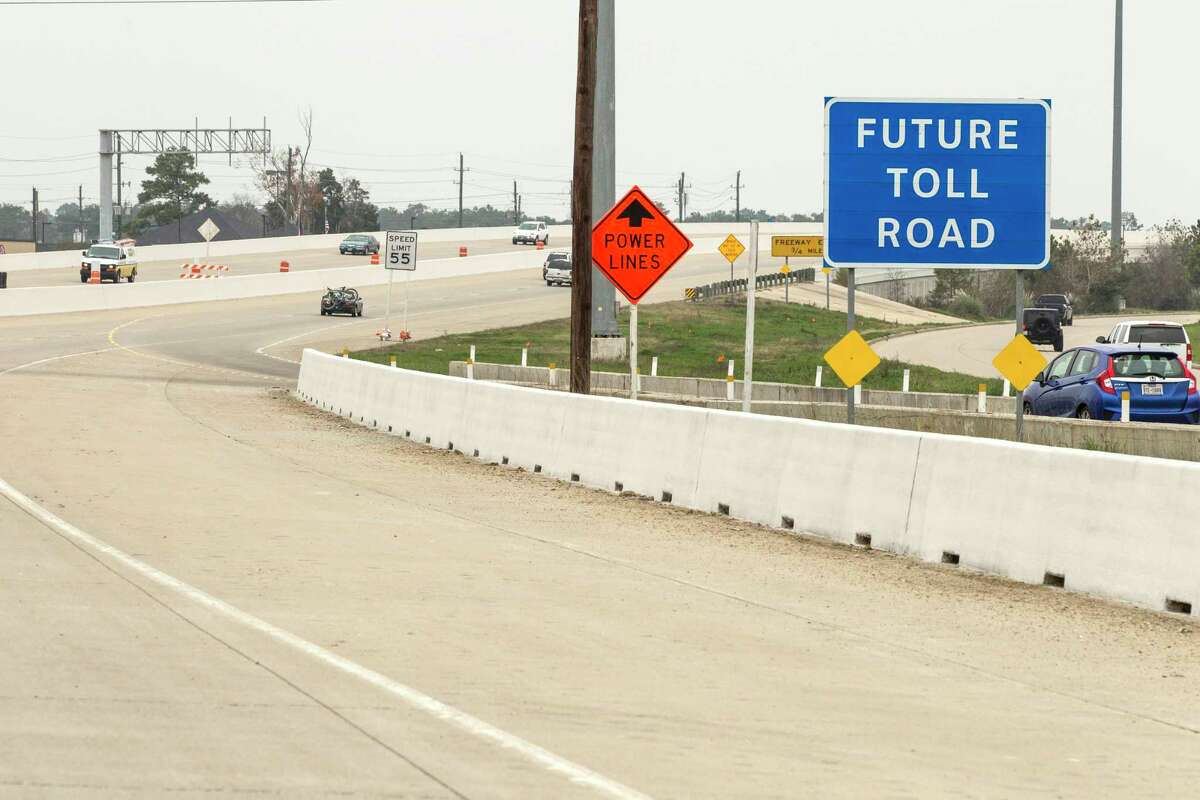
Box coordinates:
[255,319,360,366]
[0,477,651,800]
[0,347,116,377]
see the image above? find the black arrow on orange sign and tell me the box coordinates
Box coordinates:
[616,198,655,228]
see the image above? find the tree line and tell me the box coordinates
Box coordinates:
[918,215,1200,319]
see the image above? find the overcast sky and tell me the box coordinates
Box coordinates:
[0,0,1193,225]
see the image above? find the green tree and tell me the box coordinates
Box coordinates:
[0,203,32,240]
[131,149,213,234]
[341,178,378,232]
[316,168,344,232]
[927,269,974,307]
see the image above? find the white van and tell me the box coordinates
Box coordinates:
[1098,320,1192,366]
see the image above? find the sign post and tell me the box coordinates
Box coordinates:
[591,185,694,400]
[384,230,418,340]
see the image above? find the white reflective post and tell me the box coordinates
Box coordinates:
[977,383,987,413]
[467,344,475,381]
[1121,390,1130,422]
[726,359,735,401]
[902,368,910,393]
[815,365,823,388]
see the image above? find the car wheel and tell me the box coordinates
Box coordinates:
[1076,405,1092,420]
[128,274,135,283]
[1053,334,1064,352]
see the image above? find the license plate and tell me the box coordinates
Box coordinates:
[1141,384,1163,396]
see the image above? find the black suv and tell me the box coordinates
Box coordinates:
[1033,293,1073,326]
[1023,307,1064,351]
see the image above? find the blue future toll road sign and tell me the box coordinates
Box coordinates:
[824,97,1050,270]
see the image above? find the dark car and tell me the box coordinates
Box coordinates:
[1023,344,1199,423]
[1034,293,1073,326]
[339,234,380,255]
[320,287,363,317]
[1023,307,1064,351]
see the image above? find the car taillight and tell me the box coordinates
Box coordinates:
[1184,362,1198,396]
[1188,343,1193,365]
[1097,357,1116,395]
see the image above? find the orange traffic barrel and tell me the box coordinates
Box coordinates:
[459,246,468,257]
[370,252,380,265]
[279,260,290,273]
[536,240,545,250]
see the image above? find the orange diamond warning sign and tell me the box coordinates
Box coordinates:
[591,185,693,304]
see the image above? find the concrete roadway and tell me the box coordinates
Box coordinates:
[876,312,1200,378]
[2,258,1199,797]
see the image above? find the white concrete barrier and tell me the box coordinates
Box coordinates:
[0,250,542,318]
[0,225,574,272]
[0,221,815,273]
[297,349,1200,618]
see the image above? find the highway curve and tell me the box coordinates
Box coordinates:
[2,259,1199,797]
[876,312,1200,378]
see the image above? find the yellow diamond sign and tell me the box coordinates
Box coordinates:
[780,264,791,274]
[824,330,881,388]
[718,234,745,264]
[992,334,1048,391]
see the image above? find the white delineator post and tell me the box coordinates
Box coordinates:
[726,359,735,401]
[815,365,823,388]
[853,384,862,405]
[630,304,639,401]
[467,345,475,381]
[977,383,987,413]
[1121,390,1130,422]
[650,356,658,377]
[521,348,528,368]
[902,369,910,393]
[1003,378,1011,397]
[741,221,759,413]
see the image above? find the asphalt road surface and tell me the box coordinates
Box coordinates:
[876,311,1200,377]
[2,262,1198,797]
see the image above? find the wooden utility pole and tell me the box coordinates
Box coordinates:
[570,0,597,394]
[513,180,519,225]
[456,152,466,228]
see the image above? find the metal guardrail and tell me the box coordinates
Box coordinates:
[685,268,815,301]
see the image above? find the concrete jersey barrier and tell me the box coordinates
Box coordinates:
[0,249,544,318]
[298,349,1199,618]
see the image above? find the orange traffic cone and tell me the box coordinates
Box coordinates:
[459,246,468,257]
[279,260,290,273]
[370,252,380,265]
[536,240,545,250]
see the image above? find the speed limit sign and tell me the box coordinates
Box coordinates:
[385,230,418,271]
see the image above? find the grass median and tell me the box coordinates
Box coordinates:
[353,298,1005,395]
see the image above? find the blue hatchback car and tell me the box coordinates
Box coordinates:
[1023,344,1199,424]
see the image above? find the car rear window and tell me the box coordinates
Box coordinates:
[519,222,538,230]
[1128,325,1186,344]
[86,246,120,258]
[346,235,368,241]
[1112,353,1184,378]
[1037,294,1067,304]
